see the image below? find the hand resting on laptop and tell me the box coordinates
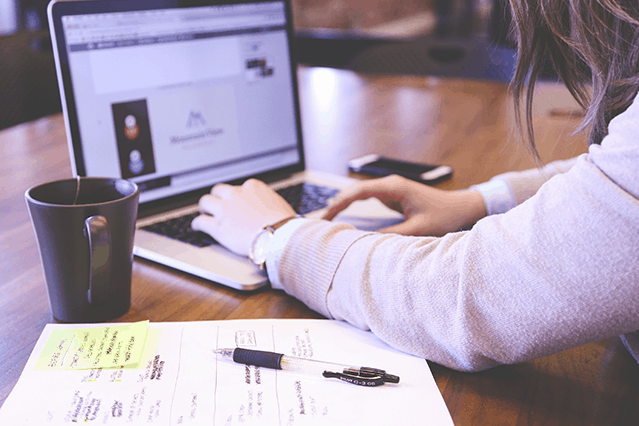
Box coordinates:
[323,174,486,237]
[192,179,296,256]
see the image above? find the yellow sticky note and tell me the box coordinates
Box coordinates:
[35,321,150,370]
[122,327,161,371]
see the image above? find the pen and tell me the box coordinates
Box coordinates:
[213,347,399,387]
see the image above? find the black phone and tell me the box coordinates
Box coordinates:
[347,154,453,184]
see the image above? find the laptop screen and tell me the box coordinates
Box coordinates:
[49,0,304,204]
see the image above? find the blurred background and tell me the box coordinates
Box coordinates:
[1,0,60,130]
[293,0,510,41]
[0,0,515,130]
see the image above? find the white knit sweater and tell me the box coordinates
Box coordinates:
[265,94,639,372]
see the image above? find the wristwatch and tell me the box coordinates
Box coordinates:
[248,215,300,270]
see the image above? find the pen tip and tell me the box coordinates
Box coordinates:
[213,348,234,358]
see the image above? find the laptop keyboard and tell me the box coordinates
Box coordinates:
[142,211,215,248]
[141,182,339,248]
[275,182,339,215]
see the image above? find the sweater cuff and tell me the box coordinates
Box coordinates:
[471,178,517,215]
[269,219,370,316]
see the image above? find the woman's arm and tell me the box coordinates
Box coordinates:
[471,157,578,215]
[273,155,639,371]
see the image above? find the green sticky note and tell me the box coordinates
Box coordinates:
[35,321,150,370]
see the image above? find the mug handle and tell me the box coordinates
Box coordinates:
[84,216,112,305]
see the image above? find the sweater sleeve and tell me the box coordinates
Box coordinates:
[269,97,639,372]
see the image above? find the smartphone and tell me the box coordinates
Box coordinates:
[347,154,453,184]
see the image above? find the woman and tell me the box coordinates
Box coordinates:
[192,0,639,371]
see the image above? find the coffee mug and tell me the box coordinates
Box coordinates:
[25,177,139,322]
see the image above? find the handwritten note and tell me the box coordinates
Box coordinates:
[34,321,150,370]
[0,320,453,425]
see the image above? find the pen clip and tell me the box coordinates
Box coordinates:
[322,369,387,387]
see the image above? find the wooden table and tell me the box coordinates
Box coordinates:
[2,66,637,424]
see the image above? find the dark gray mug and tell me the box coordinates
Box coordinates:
[25,177,139,322]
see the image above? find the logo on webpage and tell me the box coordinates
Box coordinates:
[169,110,223,145]
[186,111,207,128]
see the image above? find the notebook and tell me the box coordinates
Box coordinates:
[48,0,403,290]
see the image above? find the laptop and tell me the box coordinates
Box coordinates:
[48,0,403,290]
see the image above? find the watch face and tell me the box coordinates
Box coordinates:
[250,230,272,266]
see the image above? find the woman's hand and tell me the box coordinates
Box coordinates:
[191,179,296,256]
[323,175,487,237]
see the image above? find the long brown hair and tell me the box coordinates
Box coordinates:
[508,0,639,155]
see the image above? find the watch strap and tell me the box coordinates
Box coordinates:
[264,214,302,233]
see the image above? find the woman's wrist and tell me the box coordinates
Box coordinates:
[455,190,489,230]
[264,218,309,290]
[248,215,301,270]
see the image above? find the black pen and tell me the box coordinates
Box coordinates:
[213,347,400,387]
